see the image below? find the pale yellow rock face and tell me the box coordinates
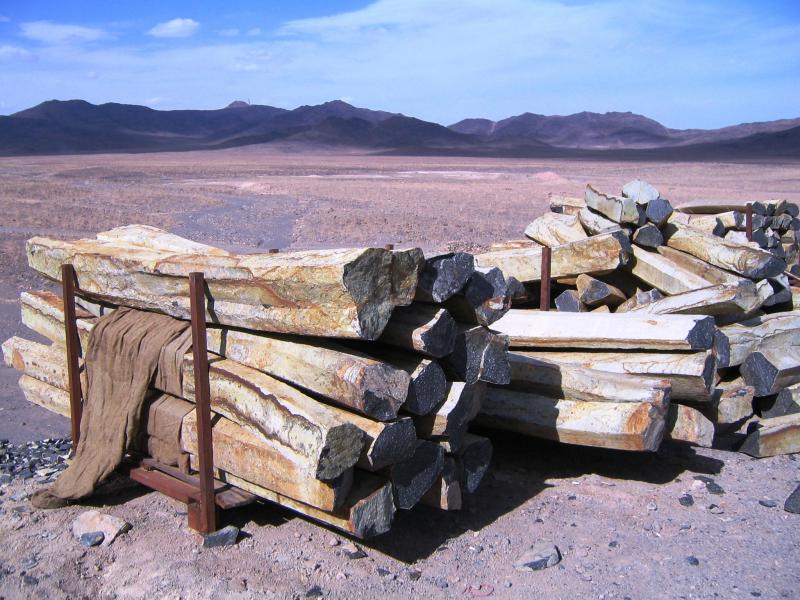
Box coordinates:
[26,227,422,339]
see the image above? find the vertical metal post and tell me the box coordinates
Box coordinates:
[746,203,753,242]
[189,272,216,534]
[61,264,83,447]
[540,246,552,311]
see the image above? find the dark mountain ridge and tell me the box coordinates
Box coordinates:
[1,99,797,158]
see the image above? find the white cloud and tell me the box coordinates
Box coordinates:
[0,16,10,23]
[20,20,109,44]
[148,18,199,38]
[2,1,798,128]
[246,27,262,36]
[219,28,239,37]
[0,44,33,60]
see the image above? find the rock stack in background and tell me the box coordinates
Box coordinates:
[474,180,799,456]
[3,226,505,538]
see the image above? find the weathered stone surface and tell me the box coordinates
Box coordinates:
[183,356,364,480]
[663,222,785,279]
[479,388,665,451]
[524,212,588,246]
[785,484,800,514]
[444,267,511,326]
[554,289,586,312]
[739,414,800,458]
[379,304,457,358]
[206,328,410,420]
[576,274,626,307]
[645,197,674,227]
[518,349,717,402]
[72,510,130,547]
[514,542,562,571]
[509,353,671,406]
[492,310,716,351]
[632,224,664,249]
[182,412,353,511]
[27,226,422,339]
[475,231,630,283]
[202,525,240,548]
[666,405,714,447]
[624,281,763,318]
[578,207,624,235]
[622,179,659,204]
[414,252,474,303]
[585,185,645,225]
[388,440,445,510]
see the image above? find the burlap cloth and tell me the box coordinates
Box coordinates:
[32,307,193,508]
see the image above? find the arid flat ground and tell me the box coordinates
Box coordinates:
[1,150,799,599]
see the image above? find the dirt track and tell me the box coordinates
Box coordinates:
[0,150,799,599]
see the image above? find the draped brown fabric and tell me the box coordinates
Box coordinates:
[32,307,190,508]
[143,393,194,472]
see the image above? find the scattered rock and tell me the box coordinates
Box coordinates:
[341,542,366,559]
[72,510,131,546]
[646,501,658,511]
[305,585,323,598]
[679,494,694,507]
[759,499,777,508]
[79,531,105,547]
[708,504,724,515]
[433,577,449,589]
[335,572,347,581]
[608,541,618,548]
[407,569,422,581]
[686,556,700,566]
[514,542,562,571]
[694,476,724,495]
[785,485,800,514]
[202,525,240,548]
[21,574,39,586]
[327,538,340,547]
[10,491,28,502]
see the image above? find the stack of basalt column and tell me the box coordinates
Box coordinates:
[472,180,799,457]
[3,225,507,538]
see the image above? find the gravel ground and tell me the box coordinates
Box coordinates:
[0,150,799,599]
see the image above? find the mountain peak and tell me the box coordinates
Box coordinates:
[226,100,250,108]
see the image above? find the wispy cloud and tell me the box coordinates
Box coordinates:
[0,44,33,60]
[147,18,199,38]
[219,28,239,37]
[0,16,10,23]
[20,21,110,44]
[246,27,262,36]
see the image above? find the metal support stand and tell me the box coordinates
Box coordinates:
[540,246,552,311]
[60,265,254,535]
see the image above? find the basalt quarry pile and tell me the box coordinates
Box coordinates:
[475,179,800,457]
[4,183,800,541]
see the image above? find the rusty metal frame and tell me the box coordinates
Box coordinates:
[60,265,253,535]
[61,264,84,447]
[540,246,552,311]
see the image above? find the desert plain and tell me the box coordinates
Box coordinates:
[0,149,799,599]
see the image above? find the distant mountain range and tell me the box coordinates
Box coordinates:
[0,99,798,159]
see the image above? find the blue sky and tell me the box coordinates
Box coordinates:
[0,0,798,128]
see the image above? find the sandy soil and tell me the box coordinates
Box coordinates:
[0,149,799,599]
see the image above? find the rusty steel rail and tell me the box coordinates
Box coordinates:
[61,264,83,448]
[540,246,552,311]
